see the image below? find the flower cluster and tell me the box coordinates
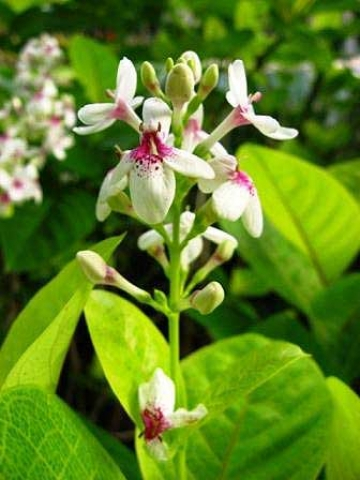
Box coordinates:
[74,51,298,460]
[74,53,297,234]
[0,34,75,217]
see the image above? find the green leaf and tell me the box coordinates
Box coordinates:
[68,35,119,102]
[326,377,360,480]
[237,144,360,283]
[310,273,360,381]
[182,334,332,480]
[0,386,126,479]
[0,190,96,272]
[84,418,142,480]
[85,290,169,424]
[0,236,123,390]
[329,159,360,203]
[223,217,324,314]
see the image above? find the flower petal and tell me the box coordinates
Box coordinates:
[242,189,263,237]
[202,225,238,247]
[247,114,298,140]
[137,229,164,251]
[142,98,172,137]
[130,163,175,224]
[78,103,114,124]
[73,119,115,135]
[181,237,203,267]
[212,181,250,221]
[227,60,248,107]
[170,404,208,428]
[96,168,128,221]
[138,368,175,416]
[146,438,169,462]
[116,57,137,103]
[165,149,214,179]
[198,156,236,193]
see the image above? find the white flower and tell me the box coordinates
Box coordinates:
[199,155,263,237]
[0,164,42,204]
[226,60,298,140]
[73,57,143,135]
[139,368,207,461]
[109,98,214,224]
[138,210,238,268]
[95,167,128,221]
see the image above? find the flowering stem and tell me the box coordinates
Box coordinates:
[167,204,187,480]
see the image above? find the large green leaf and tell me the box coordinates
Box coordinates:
[85,290,169,424]
[0,386,126,479]
[137,334,331,480]
[329,159,360,203]
[237,144,360,283]
[310,273,360,381]
[0,236,123,390]
[223,217,324,314]
[326,377,360,480]
[69,35,119,102]
[0,190,96,272]
[182,334,331,480]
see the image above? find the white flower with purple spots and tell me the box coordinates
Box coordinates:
[73,57,143,135]
[139,368,207,461]
[199,155,263,237]
[226,60,298,140]
[109,97,214,224]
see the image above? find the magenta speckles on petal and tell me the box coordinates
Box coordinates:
[230,170,255,194]
[110,101,129,120]
[130,130,174,176]
[142,407,172,441]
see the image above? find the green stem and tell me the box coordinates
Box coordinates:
[167,205,187,480]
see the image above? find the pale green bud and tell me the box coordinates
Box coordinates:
[213,239,238,265]
[141,61,163,96]
[165,63,195,109]
[180,51,202,83]
[190,281,225,315]
[76,250,151,303]
[76,250,116,285]
[198,64,219,100]
[165,57,174,72]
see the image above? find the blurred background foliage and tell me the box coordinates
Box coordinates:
[0,0,360,442]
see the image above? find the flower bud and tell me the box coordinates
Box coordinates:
[165,57,174,72]
[190,281,225,315]
[213,239,238,265]
[198,64,219,100]
[165,63,195,109]
[180,51,202,83]
[141,61,163,97]
[76,250,116,285]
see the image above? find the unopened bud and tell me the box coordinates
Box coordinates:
[190,281,225,315]
[76,250,151,303]
[141,61,163,97]
[165,57,174,72]
[213,239,238,265]
[180,51,202,83]
[165,63,195,109]
[198,64,219,100]
[76,250,116,285]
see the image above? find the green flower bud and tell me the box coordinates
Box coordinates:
[165,57,174,72]
[141,61,163,96]
[76,250,115,285]
[165,63,195,109]
[190,281,225,315]
[213,239,238,265]
[180,51,202,83]
[198,64,219,100]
